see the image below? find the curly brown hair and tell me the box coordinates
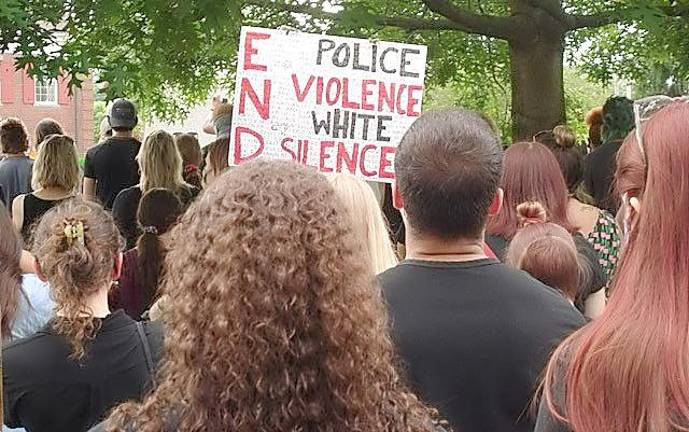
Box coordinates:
[32,198,124,359]
[105,160,438,432]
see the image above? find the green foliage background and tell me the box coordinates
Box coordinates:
[1,0,687,141]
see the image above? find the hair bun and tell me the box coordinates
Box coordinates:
[552,125,576,149]
[517,201,548,227]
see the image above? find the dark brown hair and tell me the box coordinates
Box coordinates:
[1,118,29,154]
[174,134,203,189]
[136,188,182,313]
[536,127,585,194]
[204,137,230,182]
[0,202,22,338]
[105,160,438,432]
[395,108,503,239]
[488,141,574,240]
[33,199,124,359]
[34,118,64,149]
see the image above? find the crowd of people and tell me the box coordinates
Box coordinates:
[0,92,686,432]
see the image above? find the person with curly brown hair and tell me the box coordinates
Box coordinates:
[2,199,163,432]
[90,160,443,432]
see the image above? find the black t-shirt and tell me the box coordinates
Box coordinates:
[582,140,622,214]
[21,194,68,243]
[3,310,164,432]
[112,185,200,250]
[380,259,585,432]
[84,137,141,209]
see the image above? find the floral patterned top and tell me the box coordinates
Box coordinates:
[586,210,621,293]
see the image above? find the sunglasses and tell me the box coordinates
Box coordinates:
[633,95,689,159]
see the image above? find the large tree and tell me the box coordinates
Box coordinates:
[2,0,688,138]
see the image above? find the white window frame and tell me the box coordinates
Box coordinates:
[34,78,58,106]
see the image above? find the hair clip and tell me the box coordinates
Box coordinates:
[63,219,85,246]
[142,225,158,235]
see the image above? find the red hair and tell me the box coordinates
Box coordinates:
[488,141,574,240]
[543,101,689,431]
[506,202,579,301]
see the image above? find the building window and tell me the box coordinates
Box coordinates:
[35,79,58,105]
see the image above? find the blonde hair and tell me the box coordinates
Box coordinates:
[137,130,188,193]
[31,135,80,192]
[329,174,398,274]
[552,125,576,149]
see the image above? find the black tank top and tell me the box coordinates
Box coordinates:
[21,194,67,243]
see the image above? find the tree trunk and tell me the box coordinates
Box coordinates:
[509,37,565,140]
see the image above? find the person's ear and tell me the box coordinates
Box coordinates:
[33,258,48,282]
[392,181,404,210]
[112,253,124,281]
[488,188,504,217]
[629,196,641,214]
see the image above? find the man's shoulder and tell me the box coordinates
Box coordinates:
[380,260,581,310]
[86,141,106,156]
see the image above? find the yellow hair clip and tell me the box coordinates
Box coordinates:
[63,219,85,246]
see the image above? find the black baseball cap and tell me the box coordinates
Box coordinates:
[108,98,138,130]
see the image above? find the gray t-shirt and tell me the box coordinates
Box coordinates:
[0,155,33,210]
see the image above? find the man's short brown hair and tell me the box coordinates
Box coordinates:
[395,108,503,239]
[0,118,29,154]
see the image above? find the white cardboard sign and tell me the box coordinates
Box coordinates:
[230,26,427,182]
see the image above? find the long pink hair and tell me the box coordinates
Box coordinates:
[542,101,689,431]
[488,141,574,240]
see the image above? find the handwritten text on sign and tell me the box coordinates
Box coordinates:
[230,27,427,182]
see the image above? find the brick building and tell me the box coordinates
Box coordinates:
[0,54,94,152]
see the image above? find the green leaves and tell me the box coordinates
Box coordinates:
[4,0,688,125]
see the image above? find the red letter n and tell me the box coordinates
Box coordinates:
[239,78,271,120]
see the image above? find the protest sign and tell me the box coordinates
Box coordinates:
[230,26,427,182]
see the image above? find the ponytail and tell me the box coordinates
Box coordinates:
[136,228,165,313]
[135,189,182,312]
[32,199,123,359]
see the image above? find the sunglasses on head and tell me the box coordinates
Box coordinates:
[633,95,689,159]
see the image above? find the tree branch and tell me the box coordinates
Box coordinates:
[421,0,517,39]
[567,4,689,30]
[245,0,516,39]
[245,0,466,31]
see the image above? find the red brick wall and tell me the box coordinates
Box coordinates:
[0,55,94,153]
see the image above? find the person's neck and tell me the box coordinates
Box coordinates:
[112,130,133,139]
[3,152,26,158]
[57,285,111,319]
[405,230,488,263]
[34,186,72,199]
